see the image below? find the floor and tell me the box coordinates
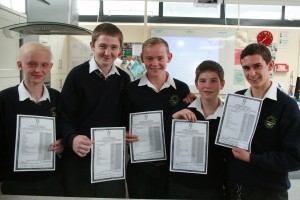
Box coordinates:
[289,170,300,200]
[1,171,300,199]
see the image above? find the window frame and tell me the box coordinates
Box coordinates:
[78,1,300,27]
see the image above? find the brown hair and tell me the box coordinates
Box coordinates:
[240,43,272,64]
[91,23,123,46]
[195,60,224,83]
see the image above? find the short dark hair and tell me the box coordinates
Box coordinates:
[91,23,123,46]
[141,37,170,55]
[195,60,224,83]
[240,43,272,64]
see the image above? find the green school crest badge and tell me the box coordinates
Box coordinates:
[169,95,180,106]
[264,115,277,129]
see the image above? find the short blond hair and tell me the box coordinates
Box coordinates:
[18,42,53,61]
[141,37,170,55]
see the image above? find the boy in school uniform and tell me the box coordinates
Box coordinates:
[227,43,300,200]
[58,23,131,197]
[168,60,227,200]
[0,42,64,196]
[125,37,191,199]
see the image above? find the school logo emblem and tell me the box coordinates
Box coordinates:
[264,115,277,129]
[169,95,180,106]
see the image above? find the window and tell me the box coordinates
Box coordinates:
[0,0,25,13]
[77,1,300,27]
[78,0,100,15]
[163,2,220,18]
[103,1,159,16]
[285,6,300,20]
[225,4,282,19]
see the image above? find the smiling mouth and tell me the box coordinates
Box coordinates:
[103,57,112,60]
[203,91,213,94]
[249,77,259,81]
[149,68,160,71]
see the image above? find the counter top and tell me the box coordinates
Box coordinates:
[0,195,159,200]
[0,195,126,200]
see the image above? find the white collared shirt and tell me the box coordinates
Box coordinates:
[89,57,120,78]
[188,96,223,120]
[244,82,277,101]
[18,81,50,103]
[138,73,177,93]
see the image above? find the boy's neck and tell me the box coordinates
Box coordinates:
[201,97,220,118]
[98,64,113,76]
[23,81,44,102]
[251,81,272,99]
[147,71,168,91]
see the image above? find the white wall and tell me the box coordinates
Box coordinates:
[1,9,300,94]
[0,5,26,91]
[78,23,300,94]
[0,6,69,92]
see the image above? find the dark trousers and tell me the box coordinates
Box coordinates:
[168,177,226,200]
[62,153,126,198]
[1,174,64,196]
[126,161,169,199]
[228,183,288,200]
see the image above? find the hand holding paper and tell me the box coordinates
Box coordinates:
[72,135,93,157]
[126,132,139,144]
[232,147,250,163]
[49,139,64,154]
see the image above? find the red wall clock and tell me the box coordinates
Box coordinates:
[257,30,273,46]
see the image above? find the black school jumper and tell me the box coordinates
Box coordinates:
[168,107,227,200]
[125,77,190,199]
[0,85,64,196]
[227,88,300,200]
[58,61,131,198]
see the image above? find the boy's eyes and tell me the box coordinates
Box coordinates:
[242,66,250,71]
[28,63,38,67]
[254,65,261,69]
[145,57,153,61]
[98,45,119,49]
[28,63,49,68]
[242,65,262,70]
[145,57,164,61]
[199,79,219,83]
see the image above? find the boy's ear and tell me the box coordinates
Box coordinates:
[90,41,95,50]
[267,60,274,71]
[221,80,225,89]
[167,52,173,63]
[17,61,22,70]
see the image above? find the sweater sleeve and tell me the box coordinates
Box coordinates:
[118,70,131,129]
[58,68,80,148]
[0,92,5,181]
